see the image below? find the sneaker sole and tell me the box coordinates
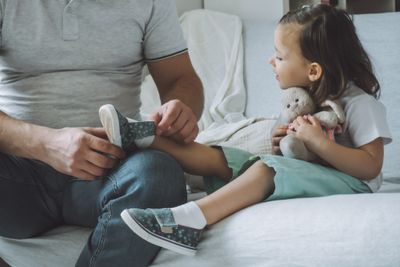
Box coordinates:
[121,210,196,256]
[99,104,122,147]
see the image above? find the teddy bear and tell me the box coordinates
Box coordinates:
[277,87,346,162]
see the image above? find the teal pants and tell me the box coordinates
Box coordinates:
[204,147,371,201]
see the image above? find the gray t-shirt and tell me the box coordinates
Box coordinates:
[0,0,187,128]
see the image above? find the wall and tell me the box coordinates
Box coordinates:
[175,0,203,15]
[196,0,397,20]
[204,0,289,21]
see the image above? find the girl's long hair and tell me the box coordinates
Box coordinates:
[279,4,380,104]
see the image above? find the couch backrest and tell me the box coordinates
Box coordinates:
[242,12,400,178]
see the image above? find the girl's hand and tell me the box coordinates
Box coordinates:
[289,115,326,146]
[271,124,288,155]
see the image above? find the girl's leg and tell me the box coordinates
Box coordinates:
[99,104,277,254]
[99,104,231,180]
[151,137,232,181]
[120,160,276,256]
[196,160,275,225]
[151,136,277,224]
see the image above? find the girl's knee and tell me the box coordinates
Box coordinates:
[249,160,276,189]
[251,160,275,175]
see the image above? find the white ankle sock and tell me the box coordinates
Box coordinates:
[171,201,207,230]
[126,117,155,148]
[135,135,155,149]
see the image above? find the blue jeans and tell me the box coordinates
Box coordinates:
[0,149,187,267]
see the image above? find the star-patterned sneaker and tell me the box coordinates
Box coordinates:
[121,208,204,256]
[99,104,156,152]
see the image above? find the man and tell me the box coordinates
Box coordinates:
[0,1,203,266]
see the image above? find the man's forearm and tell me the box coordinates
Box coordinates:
[161,74,204,120]
[0,111,50,160]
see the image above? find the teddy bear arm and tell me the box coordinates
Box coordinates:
[313,110,339,128]
[280,134,317,161]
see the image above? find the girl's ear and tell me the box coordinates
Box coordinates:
[308,62,323,82]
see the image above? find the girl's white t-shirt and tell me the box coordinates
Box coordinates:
[335,83,392,192]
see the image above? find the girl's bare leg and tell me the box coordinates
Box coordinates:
[196,160,275,225]
[120,135,276,255]
[151,136,232,181]
[151,136,276,225]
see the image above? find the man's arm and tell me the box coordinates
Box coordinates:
[0,112,124,180]
[0,112,48,159]
[147,51,204,144]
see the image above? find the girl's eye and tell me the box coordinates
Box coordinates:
[275,56,283,61]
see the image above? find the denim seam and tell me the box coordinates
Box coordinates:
[107,165,122,192]
[89,201,113,267]
[89,169,121,267]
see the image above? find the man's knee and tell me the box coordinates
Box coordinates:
[106,149,187,207]
[124,149,184,181]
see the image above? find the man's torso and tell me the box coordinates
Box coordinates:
[0,0,185,128]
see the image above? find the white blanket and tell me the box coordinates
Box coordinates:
[140,10,256,145]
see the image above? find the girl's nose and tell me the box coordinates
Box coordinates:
[268,57,275,66]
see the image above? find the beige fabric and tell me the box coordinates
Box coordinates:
[219,118,275,155]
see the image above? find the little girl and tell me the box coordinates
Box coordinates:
[99,4,391,256]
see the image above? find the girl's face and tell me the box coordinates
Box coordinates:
[269,24,313,90]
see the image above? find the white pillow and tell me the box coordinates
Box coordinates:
[139,74,160,120]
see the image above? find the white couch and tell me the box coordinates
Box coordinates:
[1,10,400,267]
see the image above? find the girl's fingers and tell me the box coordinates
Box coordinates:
[307,115,320,126]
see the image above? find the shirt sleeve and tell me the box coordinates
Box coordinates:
[346,95,392,147]
[143,0,187,61]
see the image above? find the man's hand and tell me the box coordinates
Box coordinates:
[150,99,199,144]
[271,124,288,155]
[44,127,125,180]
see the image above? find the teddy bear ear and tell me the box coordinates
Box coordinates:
[321,100,346,123]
